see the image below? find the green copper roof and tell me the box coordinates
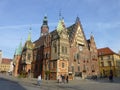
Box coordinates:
[15,41,22,55]
[57,19,65,32]
[43,15,48,25]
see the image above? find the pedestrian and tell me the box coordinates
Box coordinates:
[28,69,31,78]
[58,75,62,84]
[66,75,69,83]
[62,75,65,84]
[109,74,113,82]
[37,74,41,86]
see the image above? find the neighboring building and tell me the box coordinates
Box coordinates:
[9,61,14,73]
[0,50,2,64]
[0,58,12,72]
[98,47,120,77]
[13,41,22,76]
[13,30,34,77]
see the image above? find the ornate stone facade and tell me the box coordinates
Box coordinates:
[13,16,99,80]
[32,16,99,80]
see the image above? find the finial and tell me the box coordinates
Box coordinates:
[29,25,32,31]
[91,32,93,35]
[59,9,62,20]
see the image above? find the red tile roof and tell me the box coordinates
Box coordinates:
[98,47,115,56]
[1,58,12,64]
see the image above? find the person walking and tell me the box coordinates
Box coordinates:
[37,74,41,86]
[66,75,69,83]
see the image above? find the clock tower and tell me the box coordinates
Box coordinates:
[41,15,49,36]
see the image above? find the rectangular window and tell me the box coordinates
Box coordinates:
[65,47,67,54]
[53,62,56,68]
[107,56,110,60]
[72,66,74,72]
[62,46,64,53]
[108,61,112,67]
[83,64,86,70]
[101,62,104,67]
[55,46,57,53]
[62,62,64,68]
[78,66,80,71]
[101,56,103,60]
[27,54,31,60]
[78,60,80,64]
[91,65,94,70]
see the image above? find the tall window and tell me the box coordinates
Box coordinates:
[61,46,67,54]
[53,41,57,53]
[53,62,56,68]
[108,61,112,67]
[83,64,86,70]
[78,66,80,71]
[27,53,31,60]
[62,46,64,53]
[107,56,110,60]
[101,62,104,67]
[55,46,57,53]
[91,65,95,70]
[62,62,64,68]
[72,66,74,72]
[101,56,103,60]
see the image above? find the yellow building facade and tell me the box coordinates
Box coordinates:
[0,58,11,72]
[98,47,120,77]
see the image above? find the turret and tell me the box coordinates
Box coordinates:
[41,15,49,36]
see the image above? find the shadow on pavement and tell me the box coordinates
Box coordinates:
[0,78,27,90]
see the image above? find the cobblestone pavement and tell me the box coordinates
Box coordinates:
[0,74,120,90]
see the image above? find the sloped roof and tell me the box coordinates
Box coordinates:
[57,19,65,32]
[1,58,12,64]
[34,36,46,48]
[98,47,116,56]
[15,42,22,55]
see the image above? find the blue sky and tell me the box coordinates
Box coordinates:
[0,0,120,59]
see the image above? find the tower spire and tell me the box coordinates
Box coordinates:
[57,11,66,32]
[27,27,31,41]
[41,15,49,36]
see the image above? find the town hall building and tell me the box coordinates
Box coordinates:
[13,15,99,80]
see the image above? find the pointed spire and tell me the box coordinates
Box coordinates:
[57,11,65,32]
[14,48,17,56]
[16,40,22,55]
[90,32,94,40]
[75,16,80,24]
[27,27,31,41]
[57,18,65,32]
